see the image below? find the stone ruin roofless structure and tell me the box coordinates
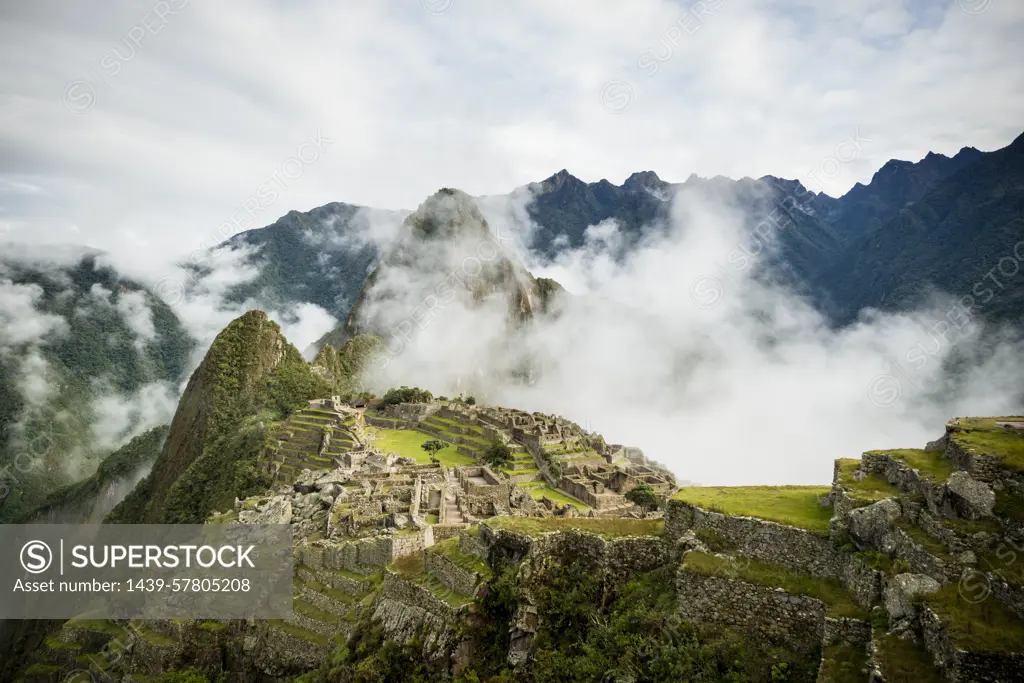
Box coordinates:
[256,396,676,542]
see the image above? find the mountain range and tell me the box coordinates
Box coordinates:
[223,131,1024,337]
[2,131,1022,523]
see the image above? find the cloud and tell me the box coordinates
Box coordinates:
[116,290,158,348]
[90,381,178,454]
[357,183,1024,485]
[0,0,1021,270]
[0,279,69,347]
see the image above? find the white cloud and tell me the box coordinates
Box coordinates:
[0,0,1019,269]
[116,289,158,348]
[0,279,69,346]
[357,184,1024,485]
[90,381,178,454]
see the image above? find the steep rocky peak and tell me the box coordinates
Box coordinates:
[622,170,663,191]
[539,168,587,193]
[406,188,490,241]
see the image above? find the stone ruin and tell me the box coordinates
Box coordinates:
[554,461,676,510]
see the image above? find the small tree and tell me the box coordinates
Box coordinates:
[421,439,450,463]
[625,483,659,517]
[482,441,513,469]
[465,395,477,405]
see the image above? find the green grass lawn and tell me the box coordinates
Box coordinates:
[926,583,1024,652]
[527,485,591,510]
[869,448,955,482]
[484,516,663,538]
[371,428,476,466]
[672,486,833,534]
[682,551,867,619]
[835,458,901,506]
[951,417,1024,473]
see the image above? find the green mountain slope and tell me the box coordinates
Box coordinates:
[815,132,1024,325]
[0,251,192,522]
[108,310,332,524]
[20,424,168,523]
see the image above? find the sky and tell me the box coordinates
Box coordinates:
[1,0,1023,271]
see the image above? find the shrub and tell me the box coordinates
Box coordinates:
[482,441,513,469]
[625,483,659,516]
[380,386,432,407]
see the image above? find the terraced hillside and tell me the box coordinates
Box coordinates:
[266,408,363,484]
[668,415,1024,682]
[19,413,1024,682]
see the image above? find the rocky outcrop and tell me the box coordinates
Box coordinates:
[883,573,940,627]
[946,471,996,519]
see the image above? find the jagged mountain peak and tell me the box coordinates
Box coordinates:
[406,187,491,241]
[622,170,664,191]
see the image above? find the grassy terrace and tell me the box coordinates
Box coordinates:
[390,552,473,608]
[371,428,476,466]
[484,516,663,538]
[893,519,953,561]
[926,583,1024,652]
[428,537,491,577]
[870,448,955,482]
[429,415,485,435]
[875,632,945,683]
[835,458,900,506]
[267,620,332,646]
[681,552,867,619]
[527,485,591,510]
[951,417,1024,473]
[672,486,833,534]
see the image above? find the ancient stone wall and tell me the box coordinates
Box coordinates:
[890,526,959,583]
[821,616,871,648]
[946,437,1004,483]
[459,530,488,560]
[391,531,429,558]
[300,533,429,574]
[675,567,826,656]
[665,500,880,607]
[380,571,459,620]
[432,523,469,542]
[920,606,1024,681]
[860,452,947,514]
[425,549,479,596]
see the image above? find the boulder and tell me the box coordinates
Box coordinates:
[847,498,901,551]
[314,471,349,490]
[946,471,995,519]
[248,496,293,525]
[293,469,319,494]
[320,483,342,501]
[884,573,940,623]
